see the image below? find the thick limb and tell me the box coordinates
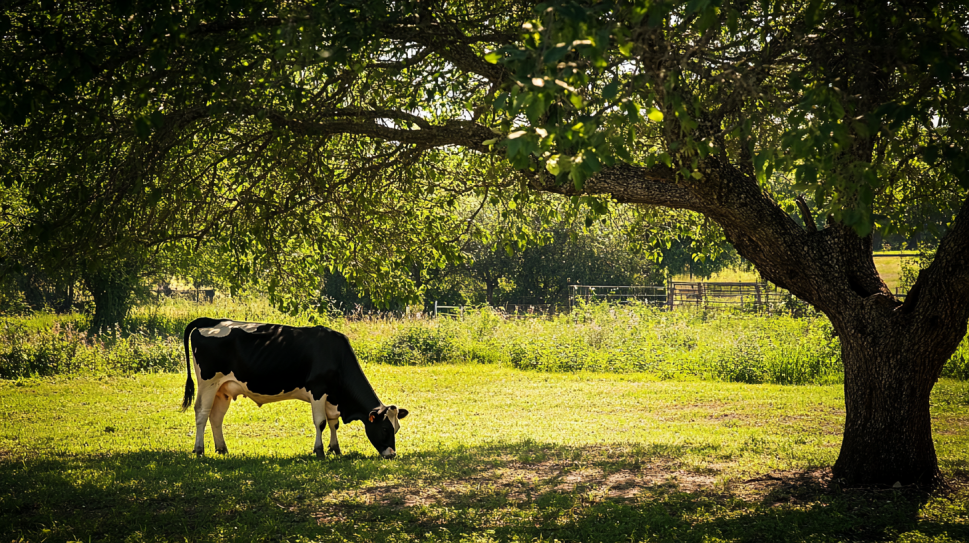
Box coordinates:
[209,391,232,454]
[327,417,341,455]
[311,396,327,458]
[192,377,222,455]
[326,400,342,455]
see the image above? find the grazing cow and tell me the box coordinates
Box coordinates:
[181,317,408,459]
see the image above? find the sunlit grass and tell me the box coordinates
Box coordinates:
[1,367,967,542]
[872,252,919,294]
[671,268,761,283]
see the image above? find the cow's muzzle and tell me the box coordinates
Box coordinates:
[381,447,396,459]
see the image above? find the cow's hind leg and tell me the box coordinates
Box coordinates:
[192,377,221,455]
[327,418,341,455]
[326,400,342,455]
[209,391,232,454]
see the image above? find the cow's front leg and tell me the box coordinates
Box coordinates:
[209,392,232,454]
[192,378,221,455]
[310,396,327,458]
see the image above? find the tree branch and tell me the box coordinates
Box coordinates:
[796,194,817,232]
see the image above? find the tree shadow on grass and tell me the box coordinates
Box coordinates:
[1,441,966,543]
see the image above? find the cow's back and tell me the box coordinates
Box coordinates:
[191,321,344,401]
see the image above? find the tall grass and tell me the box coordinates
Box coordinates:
[2,297,968,385]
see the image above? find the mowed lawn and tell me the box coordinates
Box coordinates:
[2,365,968,542]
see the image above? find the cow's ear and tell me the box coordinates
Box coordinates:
[368,407,381,423]
[397,408,409,419]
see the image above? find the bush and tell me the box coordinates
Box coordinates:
[371,324,457,366]
[506,304,843,385]
[0,319,182,379]
[941,334,969,380]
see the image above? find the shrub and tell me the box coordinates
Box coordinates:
[371,324,457,366]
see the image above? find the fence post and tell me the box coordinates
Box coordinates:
[434,300,438,317]
[667,283,674,310]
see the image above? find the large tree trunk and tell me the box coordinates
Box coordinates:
[836,350,941,486]
[833,323,948,486]
[828,210,969,487]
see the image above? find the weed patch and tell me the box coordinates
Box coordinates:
[1,299,967,386]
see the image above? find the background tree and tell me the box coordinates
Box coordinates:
[2,0,968,487]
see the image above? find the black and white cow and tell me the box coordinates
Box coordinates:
[181,317,408,459]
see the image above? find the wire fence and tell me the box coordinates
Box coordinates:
[434,281,822,319]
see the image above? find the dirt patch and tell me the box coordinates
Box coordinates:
[739,468,833,497]
[306,463,969,526]
[319,456,722,515]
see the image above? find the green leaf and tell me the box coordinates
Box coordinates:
[133,117,151,139]
[603,81,620,100]
[545,155,561,175]
[526,95,546,124]
[831,100,845,119]
[484,51,501,64]
[647,107,664,122]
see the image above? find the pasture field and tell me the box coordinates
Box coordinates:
[2,365,968,543]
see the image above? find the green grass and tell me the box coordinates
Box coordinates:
[872,252,919,294]
[1,366,968,542]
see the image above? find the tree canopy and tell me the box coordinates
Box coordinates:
[2,0,969,486]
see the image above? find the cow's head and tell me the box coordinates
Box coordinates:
[364,405,409,459]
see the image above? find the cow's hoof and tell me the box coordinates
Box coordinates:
[215,447,228,455]
[314,448,326,458]
[328,445,342,455]
[193,448,204,456]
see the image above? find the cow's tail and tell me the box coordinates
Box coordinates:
[181,317,217,411]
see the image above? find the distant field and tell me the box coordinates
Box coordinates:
[673,252,918,294]
[1,367,967,542]
[671,268,761,283]
[872,252,920,294]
